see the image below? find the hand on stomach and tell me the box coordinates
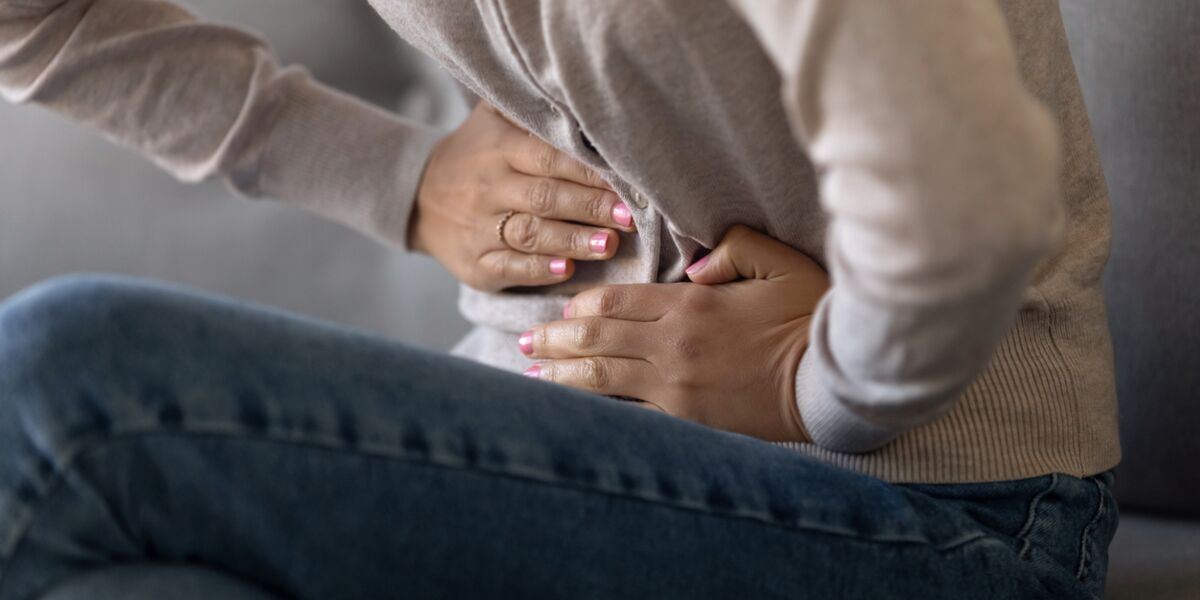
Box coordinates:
[411,103,635,292]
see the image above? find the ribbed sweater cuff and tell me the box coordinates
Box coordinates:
[248,70,444,251]
[795,331,900,454]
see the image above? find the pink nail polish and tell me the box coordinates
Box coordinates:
[518,330,535,356]
[562,301,572,319]
[685,254,711,274]
[523,364,542,378]
[612,202,633,227]
[589,232,609,254]
[549,258,569,275]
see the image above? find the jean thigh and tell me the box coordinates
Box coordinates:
[908,469,1118,600]
[0,275,1108,599]
[1022,471,1119,599]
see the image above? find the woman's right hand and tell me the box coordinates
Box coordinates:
[409,103,635,292]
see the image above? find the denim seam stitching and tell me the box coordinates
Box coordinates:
[1074,476,1107,581]
[1015,473,1058,560]
[1,422,968,581]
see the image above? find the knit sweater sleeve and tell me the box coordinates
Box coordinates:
[0,0,441,250]
[728,0,1065,452]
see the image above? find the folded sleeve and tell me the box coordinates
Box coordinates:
[729,0,1065,452]
[0,0,441,249]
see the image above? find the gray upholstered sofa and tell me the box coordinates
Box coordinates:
[1060,1,1200,598]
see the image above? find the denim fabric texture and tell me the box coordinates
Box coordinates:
[0,276,1118,599]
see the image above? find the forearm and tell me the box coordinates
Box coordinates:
[731,0,1064,451]
[0,0,441,248]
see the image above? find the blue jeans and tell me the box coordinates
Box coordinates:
[0,275,1117,599]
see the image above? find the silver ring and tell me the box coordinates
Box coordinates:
[496,210,516,246]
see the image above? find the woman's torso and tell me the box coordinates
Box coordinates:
[368,0,1120,483]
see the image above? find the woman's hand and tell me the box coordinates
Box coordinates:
[410,103,635,292]
[519,225,830,442]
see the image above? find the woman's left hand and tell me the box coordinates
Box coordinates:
[519,225,830,443]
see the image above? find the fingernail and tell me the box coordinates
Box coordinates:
[562,301,572,319]
[612,202,633,227]
[518,330,535,356]
[685,254,711,274]
[549,258,569,274]
[523,364,542,379]
[589,232,609,254]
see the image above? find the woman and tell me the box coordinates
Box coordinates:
[0,0,1118,598]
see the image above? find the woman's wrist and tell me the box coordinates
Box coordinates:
[251,72,444,251]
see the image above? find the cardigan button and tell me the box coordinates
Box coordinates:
[630,191,648,209]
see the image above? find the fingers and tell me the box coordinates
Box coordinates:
[504,174,635,232]
[502,212,620,261]
[520,317,653,360]
[477,250,574,289]
[524,356,656,398]
[685,224,829,287]
[563,284,679,321]
[505,131,612,191]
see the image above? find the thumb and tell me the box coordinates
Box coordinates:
[685,225,820,285]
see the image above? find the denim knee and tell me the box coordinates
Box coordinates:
[0,273,151,373]
[0,275,157,458]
